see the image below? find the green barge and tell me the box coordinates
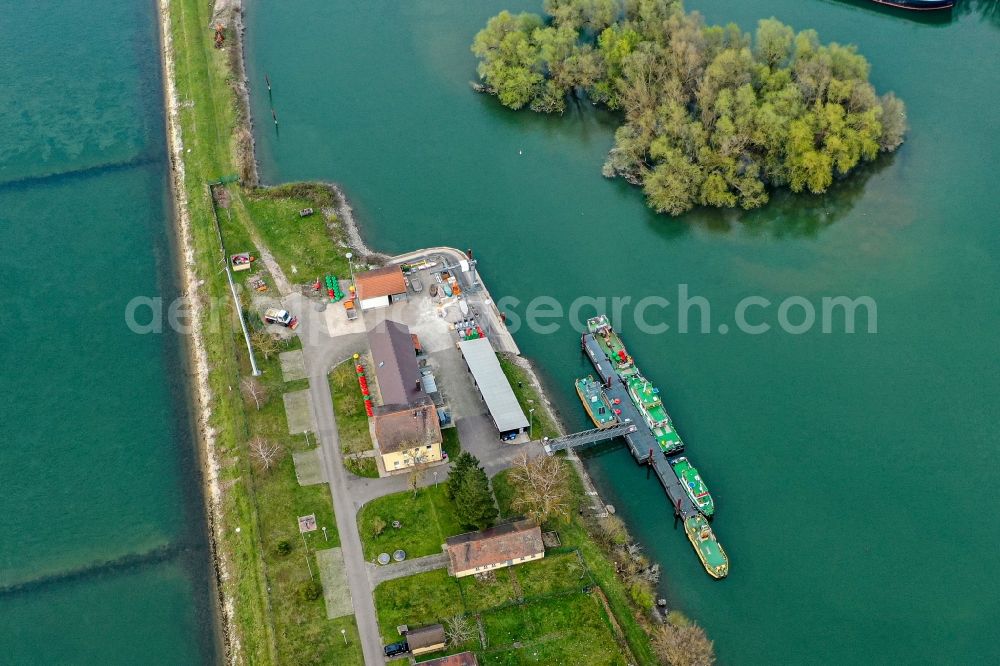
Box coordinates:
[575,376,619,429]
[685,515,729,579]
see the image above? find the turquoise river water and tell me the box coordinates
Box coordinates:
[246,0,998,663]
[0,1,218,662]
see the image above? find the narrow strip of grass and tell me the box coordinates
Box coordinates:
[442,427,461,459]
[497,354,560,440]
[329,360,372,454]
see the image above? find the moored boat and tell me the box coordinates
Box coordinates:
[587,315,634,372]
[575,376,619,429]
[672,456,714,518]
[869,0,953,10]
[684,515,728,579]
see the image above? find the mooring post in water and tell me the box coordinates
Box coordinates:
[647,447,653,479]
[673,497,682,529]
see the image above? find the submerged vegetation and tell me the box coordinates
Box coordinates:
[472,0,906,215]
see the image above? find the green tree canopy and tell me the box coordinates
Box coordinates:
[446,451,481,499]
[472,0,906,216]
[454,465,498,530]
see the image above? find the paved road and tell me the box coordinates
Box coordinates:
[367,552,449,586]
[297,314,385,665]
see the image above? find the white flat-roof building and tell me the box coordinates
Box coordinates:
[457,338,529,434]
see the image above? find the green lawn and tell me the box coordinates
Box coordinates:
[345,456,379,478]
[442,427,461,460]
[329,360,372,454]
[480,594,625,666]
[497,355,561,440]
[243,184,352,282]
[374,550,624,664]
[457,567,517,613]
[514,552,590,599]
[357,484,465,561]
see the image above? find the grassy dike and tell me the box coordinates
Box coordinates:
[161,0,361,663]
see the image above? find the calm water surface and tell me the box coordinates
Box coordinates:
[246,1,998,662]
[0,1,218,662]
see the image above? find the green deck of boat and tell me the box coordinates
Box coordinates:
[686,516,728,568]
[673,458,713,514]
[576,377,617,426]
[653,426,684,453]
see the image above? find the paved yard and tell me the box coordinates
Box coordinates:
[292,448,326,485]
[279,350,307,382]
[315,547,354,619]
[283,389,315,434]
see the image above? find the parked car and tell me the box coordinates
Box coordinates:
[383,640,408,658]
[263,308,298,330]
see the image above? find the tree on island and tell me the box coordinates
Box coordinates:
[471,0,907,216]
[447,452,497,529]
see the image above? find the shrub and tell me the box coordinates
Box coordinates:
[301,579,323,602]
[628,581,655,610]
[275,540,292,556]
[371,516,387,538]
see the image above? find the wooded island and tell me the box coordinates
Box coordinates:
[472,0,907,215]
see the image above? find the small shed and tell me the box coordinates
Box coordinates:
[355,264,407,310]
[405,624,446,657]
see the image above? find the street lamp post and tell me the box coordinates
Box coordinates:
[345,252,354,284]
[341,628,347,644]
[528,408,535,440]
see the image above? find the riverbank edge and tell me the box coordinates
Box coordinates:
[157,0,234,661]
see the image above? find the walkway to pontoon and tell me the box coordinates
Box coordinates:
[544,333,700,520]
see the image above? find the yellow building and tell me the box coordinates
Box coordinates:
[372,401,443,471]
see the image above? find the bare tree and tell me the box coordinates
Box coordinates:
[240,376,268,410]
[597,514,629,547]
[251,329,280,360]
[405,445,432,497]
[507,452,573,524]
[444,613,474,646]
[652,620,715,666]
[248,435,283,471]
